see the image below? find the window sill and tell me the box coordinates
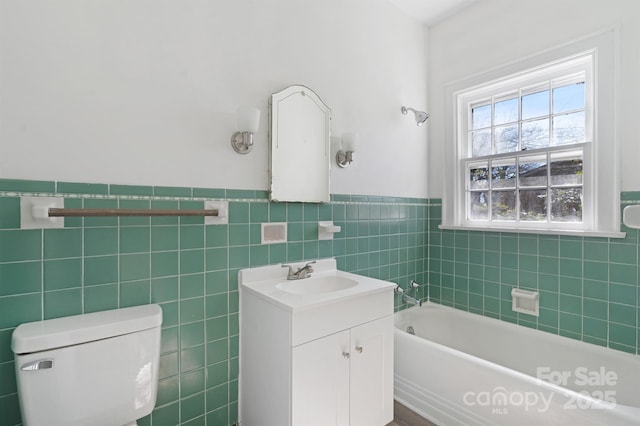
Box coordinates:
[438,224,626,239]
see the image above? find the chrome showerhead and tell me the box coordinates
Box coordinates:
[401,106,429,126]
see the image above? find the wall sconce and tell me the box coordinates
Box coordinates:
[335,132,358,168]
[231,106,261,154]
[401,106,429,126]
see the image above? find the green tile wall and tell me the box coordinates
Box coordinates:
[427,198,640,355]
[0,179,427,426]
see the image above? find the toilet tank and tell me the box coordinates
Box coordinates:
[12,304,162,426]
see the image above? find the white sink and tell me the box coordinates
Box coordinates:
[239,258,396,311]
[276,276,358,295]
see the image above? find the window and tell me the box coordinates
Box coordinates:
[441,30,622,237]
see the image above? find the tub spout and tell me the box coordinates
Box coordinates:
[403,293,422,307]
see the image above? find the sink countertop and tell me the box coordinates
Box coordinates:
[239,258,396,311]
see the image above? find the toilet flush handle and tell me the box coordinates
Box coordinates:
[20,359,54,371]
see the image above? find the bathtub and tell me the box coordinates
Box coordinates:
[394,302,640,425]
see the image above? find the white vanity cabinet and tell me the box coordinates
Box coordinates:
[239,260,395,426]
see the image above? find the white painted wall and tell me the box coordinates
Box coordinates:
[0,0,428,198]
[427,0,640,197]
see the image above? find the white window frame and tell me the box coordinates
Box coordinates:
[441,29,623,238]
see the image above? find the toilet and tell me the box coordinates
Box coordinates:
[11,304,162,426]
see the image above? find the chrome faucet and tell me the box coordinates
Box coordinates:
[282,261,316,280]
[395,283,422,307]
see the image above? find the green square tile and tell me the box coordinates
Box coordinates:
[181,345,206,373]
[583,241,608,262]
[0,197,20,229]
[249,202,268,223]
[207,338,229,365]
[609,302,636,326]
[559,277,582,297]
[269,203,287,222]
[83,199,118,227]
[180,201,205,225]
[0,179,54,192]
[229,202,249,224]
[0,393,22,425]
[181,368,205,397]
[181,274,204,299]
[206,271,228,295]
[61,198,83,228]
[151,200,179,225]
[559,312,582,335]
[583,261,607,281]
[583,298,607,320]
[156,376,179,406]
[0,230,41,262]
[84,255,118,286]
[583,317,607,340]
[118,199,151,226]
[44,228,82,259]
[206,293,227,319]
[152,226,178,251]
[0,329,14,363]
[207,316,228,342]
[109,184,153,196]
[229,291,239,314]
[152,251,178,278]
[609,283,636,305]
[159,352,179,379]
[160,301,178,327]
[181,249,204,274]
[206,225,228,248]
[207,361,229,389]
[0,293,41,328]
[152,402,180,426]
[181,321,205,349]
[250,245,268,267]
[538,237,559,257]
[181,298,204,323]
[559,259,582,278]
[559,294,581,315]
[227,189,254,199]
[44,258,81,291]
[206,248,228,272]
[229,246,249,269]
[559,239,582,259]
[84,284,118,313]
[609,323,636,347]
[120,226,150,254]
[120,254,150,281]
[610,243,637,265]
[120,279,151,307]
[181,225,204,249]
[84,227,118,256]
[249,223,261,245]
[583,279,608,301]
[229,335,239,357]
[207,382,228,411]
[44,288,82,319]
[255,190,269,200]
[610,264,637,285]
[0,261,41,296]
[161,326,179,354]
[180,392,205,422]
[229,224,249,246]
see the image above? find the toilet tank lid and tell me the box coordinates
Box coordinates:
[11,304,163,355]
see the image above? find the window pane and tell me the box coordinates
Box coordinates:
[469,192,489,220]
[550,154,583,186]
[521,118,550,150]
[553,82,585,114]
[472,104,491,129]
[469,165,489,190]
[494,98,518,125]
[551,187,582,222]
[472,129,491,157]
[491,190,516,220]
[494,125,518,153]
[519,189,547,221]
[553,111,585,145]
[522,90,549,120]
[519,155,547,187]
[491,161,516,189]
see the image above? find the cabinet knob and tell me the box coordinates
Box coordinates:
[341,351,350,359]
[355,345,363,353]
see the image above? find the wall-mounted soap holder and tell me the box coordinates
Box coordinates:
[318,221,341,240]
[511,288,539,317]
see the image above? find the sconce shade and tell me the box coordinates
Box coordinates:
[237,106,261,133]
[342,132,359,152]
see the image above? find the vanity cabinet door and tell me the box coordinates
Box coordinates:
[292,330,351,426]
[350,316,394,426]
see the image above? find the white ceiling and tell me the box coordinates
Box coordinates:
[387,0,478,26]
